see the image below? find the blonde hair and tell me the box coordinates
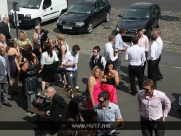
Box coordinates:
[57,34,65,42]
[91,66,101,81]
[0,34,5,39]
[34,25,41,30]
[19,31,27,39]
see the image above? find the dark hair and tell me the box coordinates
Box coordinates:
[83,110,97,122]
[6,41,15,52]
[67,98,82,119]
[93,46,100,52]
[137,29,143,33]
[23,44,33,52]
[72,44,80,51]
[143,79,155,90]
[108,35,115,41]
[104,60,114,74]
[22,49,34,63]
[151,34,157,41]
[41,32,48,43]
[44,43,53,57]
[132,36,139,45]
[98,91,110,100]
[119,28,126,34]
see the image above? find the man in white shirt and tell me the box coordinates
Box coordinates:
[104,35,118,62]
[125,36,146,95]
[89,46,106,71]
[137,29,149,78]
[154,30,163,80]
[62,45,80,97]
[147,34,159,88]
[114,28,130,81]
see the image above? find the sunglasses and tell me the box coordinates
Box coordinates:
[143,88,149,92]
[98,100,105,103]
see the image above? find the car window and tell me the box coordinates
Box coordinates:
[123,8,150,19]
[93,2,99,12]
[43,0,52,8]
[68,3,92,14]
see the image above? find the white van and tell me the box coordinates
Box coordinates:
[9,0,68,27]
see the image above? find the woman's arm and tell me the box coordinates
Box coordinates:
[49,39,54,49]
[32,33,38,43]
[88,76,95,107]
[112,70,119,86]
[61,44,66,61]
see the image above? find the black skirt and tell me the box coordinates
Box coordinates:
[42,63,55,82]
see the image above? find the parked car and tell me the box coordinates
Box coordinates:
[57,0,111,33]
[9,0,68,27]
[115,2,161,39]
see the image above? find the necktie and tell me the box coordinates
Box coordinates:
[94,58,97,64]
[73,55,76,71]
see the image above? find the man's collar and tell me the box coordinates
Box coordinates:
[94,55,99,59]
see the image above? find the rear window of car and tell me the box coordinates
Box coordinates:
[123,8,150,19]
[68,3,92,14]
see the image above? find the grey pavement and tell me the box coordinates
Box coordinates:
[0,29,181,136]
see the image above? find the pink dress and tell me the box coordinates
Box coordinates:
[86,79,102,110]
[101,78,118,104]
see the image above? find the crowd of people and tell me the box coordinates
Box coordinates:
[0,17,174,136]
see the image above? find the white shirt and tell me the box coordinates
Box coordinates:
[147,41,159,60]
[114,33,130,51]
[104,42,118,61]
[125,45,146,66]
[156,37,163,56]
[88,55,106,69]
[41,50,59,65]
[62,50,79,71]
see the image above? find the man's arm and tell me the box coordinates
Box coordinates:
[137,94,143,117]
[125,50,128,61]
[108,47,118,61]
[101,56,107,70]
[162,93,171,118]
[88,56,92,70]
[145,36,149,52]
[141,49,146,66]
[62,54,76,67]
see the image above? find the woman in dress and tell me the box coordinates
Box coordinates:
[32,25,41,61]
[6,40,21,94]
[39,43,59,91]
[86,66,102,109]
[40,30,54,53]
[101,60,119,104]
[18,31,33,50]
[66,97,86,136]
[15,46,39,103]
[54,34,68,88]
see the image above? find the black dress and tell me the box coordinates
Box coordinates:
[22,59,39,99]
[8,55,18,78]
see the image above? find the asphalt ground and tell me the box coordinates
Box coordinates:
[0,30,181,136]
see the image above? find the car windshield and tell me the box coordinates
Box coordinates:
[68,3,92,14]
[19,0,42,9]
[123,8,150,19]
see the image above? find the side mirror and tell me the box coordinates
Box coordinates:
[43,5,47,9]
[118,14,122,17]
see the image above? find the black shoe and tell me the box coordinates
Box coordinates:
[2,102,12,107]
[157,76,163,80]
[177,106,181,112]
[131,92,136,96]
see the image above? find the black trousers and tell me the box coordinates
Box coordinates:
[129,65,144,94]
[141,117,164,136]
[157,55,163,78]
[148,60,158,88]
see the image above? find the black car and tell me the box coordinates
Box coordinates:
[57,0,111,33]
[115,2,161,39]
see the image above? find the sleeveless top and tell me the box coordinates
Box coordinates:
[106,78,115,85]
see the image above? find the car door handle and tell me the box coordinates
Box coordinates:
[50,7,53,10]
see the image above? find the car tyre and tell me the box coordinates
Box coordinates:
[87,22,93,34]
[105,12,110,22]
[156,19,160,28]
[34,18,41,27]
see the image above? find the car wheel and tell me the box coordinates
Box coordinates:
[87,22,93,34]
[34,18,41,27]
[105,12,110,22]
[156,19,160,28]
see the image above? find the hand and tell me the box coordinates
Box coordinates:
[122,47,127,52]
[145,51,148,54]
[59,65,63,68]
[38,69,42,73]
[39,48,42,53]
[46,110,50,116]
[115,52,118,56]
[163,117,165,122]
[59,114,62,117]
[72,62,77,67]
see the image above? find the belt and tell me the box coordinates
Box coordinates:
[66,70,77,72]
[129,64,142,67]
